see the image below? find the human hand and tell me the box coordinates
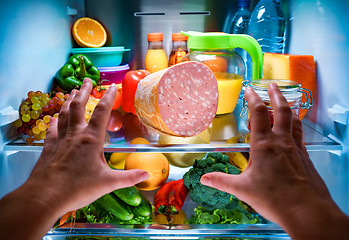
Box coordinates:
[200,83,345,236]
[28,78,149,214]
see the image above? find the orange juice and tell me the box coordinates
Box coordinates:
[215,73,243,115]
[145,49,168,73]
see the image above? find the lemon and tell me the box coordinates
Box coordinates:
[109,152,129,169]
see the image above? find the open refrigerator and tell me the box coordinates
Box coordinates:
[0,0,348,239]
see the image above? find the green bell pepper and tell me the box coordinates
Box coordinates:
[55,54,100,91]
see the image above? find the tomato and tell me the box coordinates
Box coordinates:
[107,110,123,132]
[121,70,151,115]
[91,85,122,110]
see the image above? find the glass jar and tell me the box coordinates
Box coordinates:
[241,79,313,129]
[182,49,245,115]
[181,31,263,115]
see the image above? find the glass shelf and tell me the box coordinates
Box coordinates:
[4,101,342,153]
[47,223,289,239]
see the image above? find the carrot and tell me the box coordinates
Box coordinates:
[154,179,182,214]
[168,181,189,215]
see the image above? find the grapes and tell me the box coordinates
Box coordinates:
[16,90,71,143]
[22,114,31,122]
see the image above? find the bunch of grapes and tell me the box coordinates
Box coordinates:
[14,91,102,144]
[14,91,68,143]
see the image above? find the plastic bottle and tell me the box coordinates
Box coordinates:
[248,0,286,53]
[230,0,252,81]
[168,33,188,67]
[145,33,168,73]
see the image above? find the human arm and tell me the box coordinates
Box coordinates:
[201,83,349,239]
[0,79,149,240]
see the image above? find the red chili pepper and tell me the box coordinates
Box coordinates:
[121,70,150,115]
[168,180,189,215]
[154,179,182,215]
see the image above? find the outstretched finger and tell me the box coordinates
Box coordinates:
[245,87,272,136]
[68,78,93,130]
[105,169,149,190]
[268,82,293,134]
[87,84,117,140]
[201,172,247,200]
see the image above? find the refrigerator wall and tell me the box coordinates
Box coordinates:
[0,0,349,216]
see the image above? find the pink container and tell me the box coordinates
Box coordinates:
[98,64,130,85]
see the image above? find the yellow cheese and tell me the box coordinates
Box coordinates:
[263,53,316,120]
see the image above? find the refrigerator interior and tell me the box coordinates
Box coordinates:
[0,0,348,238]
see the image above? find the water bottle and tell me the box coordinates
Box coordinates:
[230,0,251,34]
[231,0,252,82]
[248,0,286,53]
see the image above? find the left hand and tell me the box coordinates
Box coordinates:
[28,78,149,213]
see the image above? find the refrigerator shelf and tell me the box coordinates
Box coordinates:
[4,120,342,153]
[49,223,289,239]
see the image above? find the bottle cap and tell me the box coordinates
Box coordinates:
[237,0,250,7]
[147,33,163,41]
[172,33,188,41]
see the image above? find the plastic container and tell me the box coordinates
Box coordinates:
[145,33,168,73]
[181,31,263,115]
[241,79,313,129]
[248,0,286,53]
[71,47,130,67]
[168,33,188,67]
[98,64,130,85]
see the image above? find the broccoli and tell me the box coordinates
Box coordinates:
[183,153,241,210]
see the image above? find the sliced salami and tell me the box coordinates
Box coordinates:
[134,61,218,137]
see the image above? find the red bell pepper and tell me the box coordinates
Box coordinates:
[121,70,150,115]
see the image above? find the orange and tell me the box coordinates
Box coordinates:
[72,17,107,48]
[203,56,228,73]
[130,137,150,144]
[109,137,150,169]
[124,152,169,191]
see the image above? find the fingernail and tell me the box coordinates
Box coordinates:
[200,175,212,187]
[139,171,149,182]
[245,87,252,93]
[83,78,91,84]
[270,82,278,89]
[110,83,116,89]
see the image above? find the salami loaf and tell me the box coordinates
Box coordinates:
[134,61,218,137]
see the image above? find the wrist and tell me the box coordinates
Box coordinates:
[277,193,349,239]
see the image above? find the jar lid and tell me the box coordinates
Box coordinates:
[172,33,188,41]
[181,31,233,50]
[147,32,163,41]
[251,79,301,92]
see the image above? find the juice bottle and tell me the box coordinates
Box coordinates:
[168,33,188,67]
[145,33,168,73]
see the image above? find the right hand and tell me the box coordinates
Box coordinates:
[201,83,346,238]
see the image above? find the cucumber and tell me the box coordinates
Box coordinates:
[114,186,143,206]
[94,193,134,221]
[132,195,152,217]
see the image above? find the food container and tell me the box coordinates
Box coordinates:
[71,46,130,67]
[98,64,130,85]
[181,31,263,115]
[241,79,313,129]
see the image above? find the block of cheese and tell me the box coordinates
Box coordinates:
[263,53,316,120]
[135,61,219,137]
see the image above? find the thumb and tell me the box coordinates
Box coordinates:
[106,169,149,190]
[201,172,244,196]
